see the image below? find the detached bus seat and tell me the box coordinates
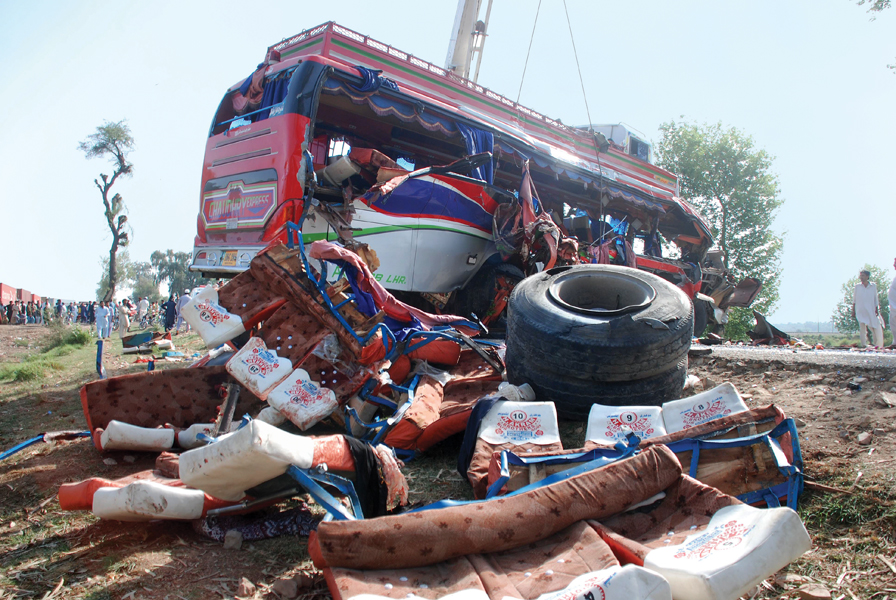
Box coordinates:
[79,365,256,450]
[178,420,406,517]
[58,467,238,520]
[310,445,682,570]
[326,521,672,600]
[305,444,809,600]
[249,243,383,362]
[486,405,802,509]
[347,348,503,454]
[460,398,562,499]
[596,475,811,600]
[182,273,287,349]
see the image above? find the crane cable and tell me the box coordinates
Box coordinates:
[562,0,593,128]
[516,0,543,103]
[562,0,607,230]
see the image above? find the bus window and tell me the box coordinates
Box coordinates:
[328,139,351,158]
[209,69,295,136]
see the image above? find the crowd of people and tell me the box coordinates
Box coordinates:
[0,291,195,337]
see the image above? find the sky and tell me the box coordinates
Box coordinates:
[0,0,893,323]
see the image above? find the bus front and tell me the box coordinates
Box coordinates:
[191,59,329,278]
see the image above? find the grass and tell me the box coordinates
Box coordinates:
[0,325,94,383]
[0,359,64,382]
[801,487,895,531]
[43,324,92,352]
[798,331,894,347]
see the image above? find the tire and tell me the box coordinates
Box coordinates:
[506,265,693,383]
[505,264,692,418]
[453,262,525,328]
[693,298,710,338]
[506,356,688,419]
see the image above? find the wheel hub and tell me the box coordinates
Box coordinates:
[548,270,656,316]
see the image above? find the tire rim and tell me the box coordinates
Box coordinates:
[548,270,656,316]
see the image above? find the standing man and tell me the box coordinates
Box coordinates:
[137,296,149,324]
[95,302,109,339]
[889,258,896,348]
[853,269,883,347]
[163,295,177,332]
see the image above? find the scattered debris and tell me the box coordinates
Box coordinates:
[236,577,256,598]
[797,582,832,600]
[223,530,243,550]
[875,391,896,408]
[44,238,814,600]
[272,577,299,599]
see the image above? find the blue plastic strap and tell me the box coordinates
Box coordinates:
[96,340,106,380]
[287,465,360,520]
[665,419,803,509]
[689,445,701,479]
[485,451,512,498]
[0,435,45,461]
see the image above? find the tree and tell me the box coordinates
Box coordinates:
[855,0,895,72]
[832,264,891,338]
[150,250,210,297]
[856,0,891,13]
[131,261,162,304]
[96,251,135,301]
[79,120,135,302]
[656,120,785,340]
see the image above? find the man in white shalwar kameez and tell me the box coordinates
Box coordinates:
[853,269,883,347]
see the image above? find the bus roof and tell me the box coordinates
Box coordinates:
[250,22,682,209]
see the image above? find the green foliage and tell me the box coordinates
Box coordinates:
[0,325,90,382]
[150,249,211,296]
[801,486,895,532]
[855,0,895,72]
[856,0,891,14]
[44,323,93,352]
[832,264,891,335]
[0,355,65,382]
[131,261,162,303]
[656,120,785,341]
[96,251,134,301]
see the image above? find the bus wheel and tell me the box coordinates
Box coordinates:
[505,264,693,418]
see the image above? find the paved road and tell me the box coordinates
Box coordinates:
[693,344,896,371]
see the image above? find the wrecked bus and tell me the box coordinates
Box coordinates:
[190,22,746,331]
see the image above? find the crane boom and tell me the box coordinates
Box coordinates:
[444,0,492,82]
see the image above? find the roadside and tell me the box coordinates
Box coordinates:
[0,326,894,599]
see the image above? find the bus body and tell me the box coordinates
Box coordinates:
[191,22,728,321]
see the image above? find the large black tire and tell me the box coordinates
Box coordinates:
[506,356,688,419]
[506,265,693,382]
[505,264,692,418]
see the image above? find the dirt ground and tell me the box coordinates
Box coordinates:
[1,324,895,600]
